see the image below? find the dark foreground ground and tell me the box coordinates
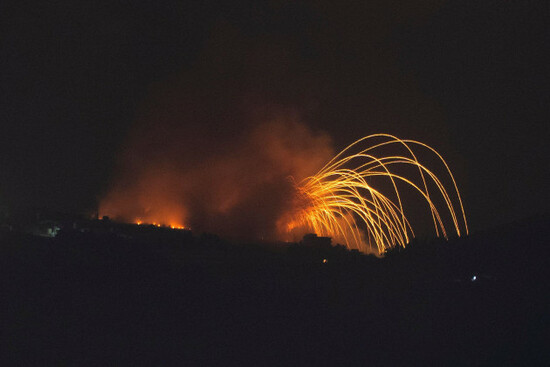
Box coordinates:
[1,216,549,366]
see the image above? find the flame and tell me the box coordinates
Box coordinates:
[134,219,186,230]
[99,168,189,232]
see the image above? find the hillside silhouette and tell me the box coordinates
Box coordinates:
[1,215,548,365]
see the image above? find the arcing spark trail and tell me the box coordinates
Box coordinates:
[280,134,468,255]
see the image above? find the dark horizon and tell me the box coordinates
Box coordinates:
[2,204,549,365]
[1,0,548,235]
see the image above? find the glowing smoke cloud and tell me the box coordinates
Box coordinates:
[99,116,334,240]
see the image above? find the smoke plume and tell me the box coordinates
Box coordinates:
[99,102,334,241]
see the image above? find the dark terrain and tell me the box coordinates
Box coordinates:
[1,216,549,366]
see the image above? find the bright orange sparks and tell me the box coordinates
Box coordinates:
[280,134,468,255]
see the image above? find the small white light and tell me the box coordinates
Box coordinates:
[471,275,477,281]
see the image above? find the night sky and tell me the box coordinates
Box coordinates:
[1,0,548,233]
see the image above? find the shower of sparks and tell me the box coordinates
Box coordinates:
[282,134,468,255]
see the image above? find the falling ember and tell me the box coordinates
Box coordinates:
[279,134,468,255]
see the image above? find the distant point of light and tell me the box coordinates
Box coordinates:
[471,275,477,282]
[322,258,328,264]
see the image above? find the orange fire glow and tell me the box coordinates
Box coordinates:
[99,115,467,255]
[99,119,333,240]
[133,219,186,229]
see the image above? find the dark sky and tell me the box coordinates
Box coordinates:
[1,0,548,233]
